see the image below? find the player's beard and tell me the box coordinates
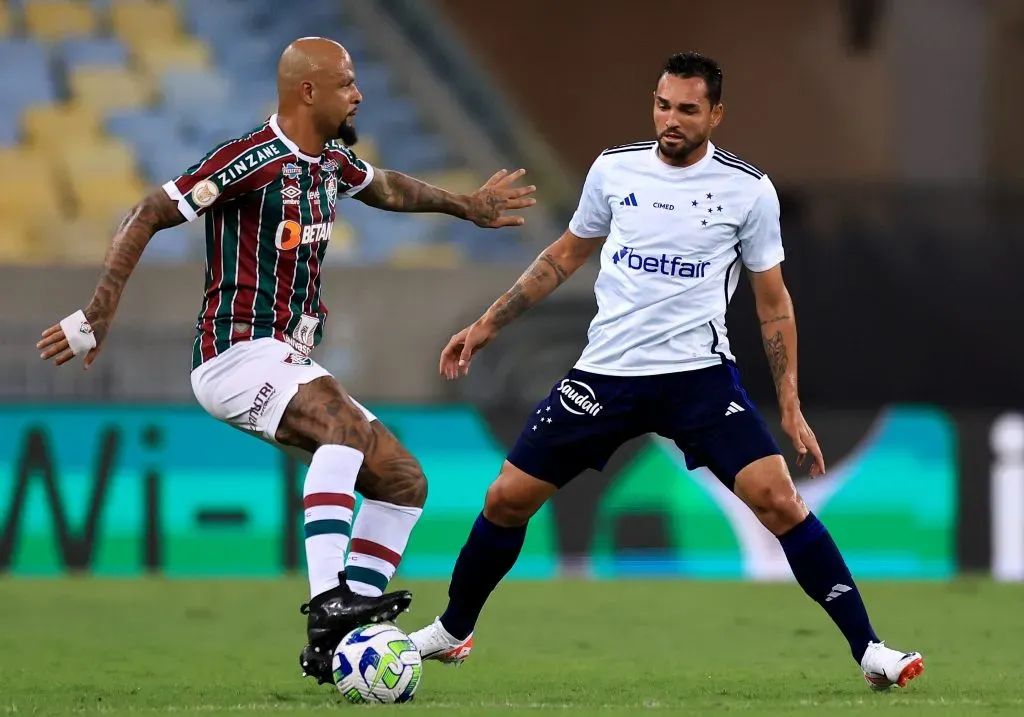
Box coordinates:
[337,118,358,146]
[658,131,704,162]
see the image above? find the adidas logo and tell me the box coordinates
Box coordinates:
[619,192,638,207]
[825,584,852,602]
[724,401,746,416]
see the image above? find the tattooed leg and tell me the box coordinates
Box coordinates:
[275,375,427,507]
[277,376,426,602]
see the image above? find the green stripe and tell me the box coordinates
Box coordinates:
[191,336,202,370]
[214,209,241,355]
[253,183,278,338]
[309,176,330,346]
[293,180,315,329]
[304,519,351,539]
[345,565,390,592]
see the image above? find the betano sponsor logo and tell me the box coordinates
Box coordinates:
[274,221,333,251]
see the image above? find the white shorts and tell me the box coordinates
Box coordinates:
[190,337,377,462]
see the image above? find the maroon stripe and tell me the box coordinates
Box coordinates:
[349,538,403,568]
[272,174,301,338]
[303,164,324,319]
[320,162,337,321]
[304,492,356,510]
[338,152,368,191]
[200,209,224,361]
[230,186,263,327]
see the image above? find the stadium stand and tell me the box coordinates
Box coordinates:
[0,0,496,267]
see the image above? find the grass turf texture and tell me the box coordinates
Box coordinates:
[0,578,1020,715]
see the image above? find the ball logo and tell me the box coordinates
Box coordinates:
[275,220,302,250]
[191,179,219,208]
[558,379,603,416]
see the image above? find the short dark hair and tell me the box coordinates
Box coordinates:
[661,52,723,105]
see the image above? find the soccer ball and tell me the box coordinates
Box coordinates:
[332,624,422,703]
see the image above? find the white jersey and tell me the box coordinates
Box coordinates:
[568,140,784,376]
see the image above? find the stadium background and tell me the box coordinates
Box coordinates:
[1,0,1023,586]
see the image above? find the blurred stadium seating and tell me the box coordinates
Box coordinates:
[0,0,494,267]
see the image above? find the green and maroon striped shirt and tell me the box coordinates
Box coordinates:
[162,114,373,369]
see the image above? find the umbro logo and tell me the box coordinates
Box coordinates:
[281,185,302,206]
[619,192,638,207]
[724,401,746,416]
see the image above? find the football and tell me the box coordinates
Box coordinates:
[332,624,423,703]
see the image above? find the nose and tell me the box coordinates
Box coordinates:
[351,84,363,104]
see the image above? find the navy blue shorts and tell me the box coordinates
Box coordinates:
[506,362,781,490]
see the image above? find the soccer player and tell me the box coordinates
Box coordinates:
[409,52,924,691]
[35,37,536,685]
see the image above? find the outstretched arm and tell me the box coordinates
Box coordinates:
[440,230,603,377]
[37,190,185,368]
[481,232,590,330]
[748,265,825,476]
[356,168,536,227]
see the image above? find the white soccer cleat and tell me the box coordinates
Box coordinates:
[860,641,924,691]
[408,617,473,665]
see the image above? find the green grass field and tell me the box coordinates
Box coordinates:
[0,577,1020,715]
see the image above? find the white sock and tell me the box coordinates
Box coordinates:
[303,444,362,599]
[346,499,423,596]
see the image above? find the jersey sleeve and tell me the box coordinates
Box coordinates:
[568,156,612,239]
[161,138,281,222]
[332,144,375,198]
[737,175,785,271]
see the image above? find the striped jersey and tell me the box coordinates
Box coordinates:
[162,114,374,369]
[568,139,784,376]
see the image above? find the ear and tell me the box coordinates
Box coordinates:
[301,80,316,105]
[710,102,724,129]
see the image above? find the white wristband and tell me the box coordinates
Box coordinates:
[59,310,98,357]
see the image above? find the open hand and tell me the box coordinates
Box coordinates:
[440,319,499,379]
[781,407,826,477]
[465,169,537,228]
[37,308,108,370]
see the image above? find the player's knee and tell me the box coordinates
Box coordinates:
[749,482,808,535]
[482,474,545,528]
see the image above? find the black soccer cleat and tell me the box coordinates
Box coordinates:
[298,571,413,687]
[299,643,334,685]
[300,572,413,648]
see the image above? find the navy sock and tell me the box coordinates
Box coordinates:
[778,512,879,663]
[440,513,526,640]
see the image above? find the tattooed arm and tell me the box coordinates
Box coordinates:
[748,265,798,409]
[37,190,186,368]
[356,167,536,228]
[748,265,826,476]
[439,230,602,377]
